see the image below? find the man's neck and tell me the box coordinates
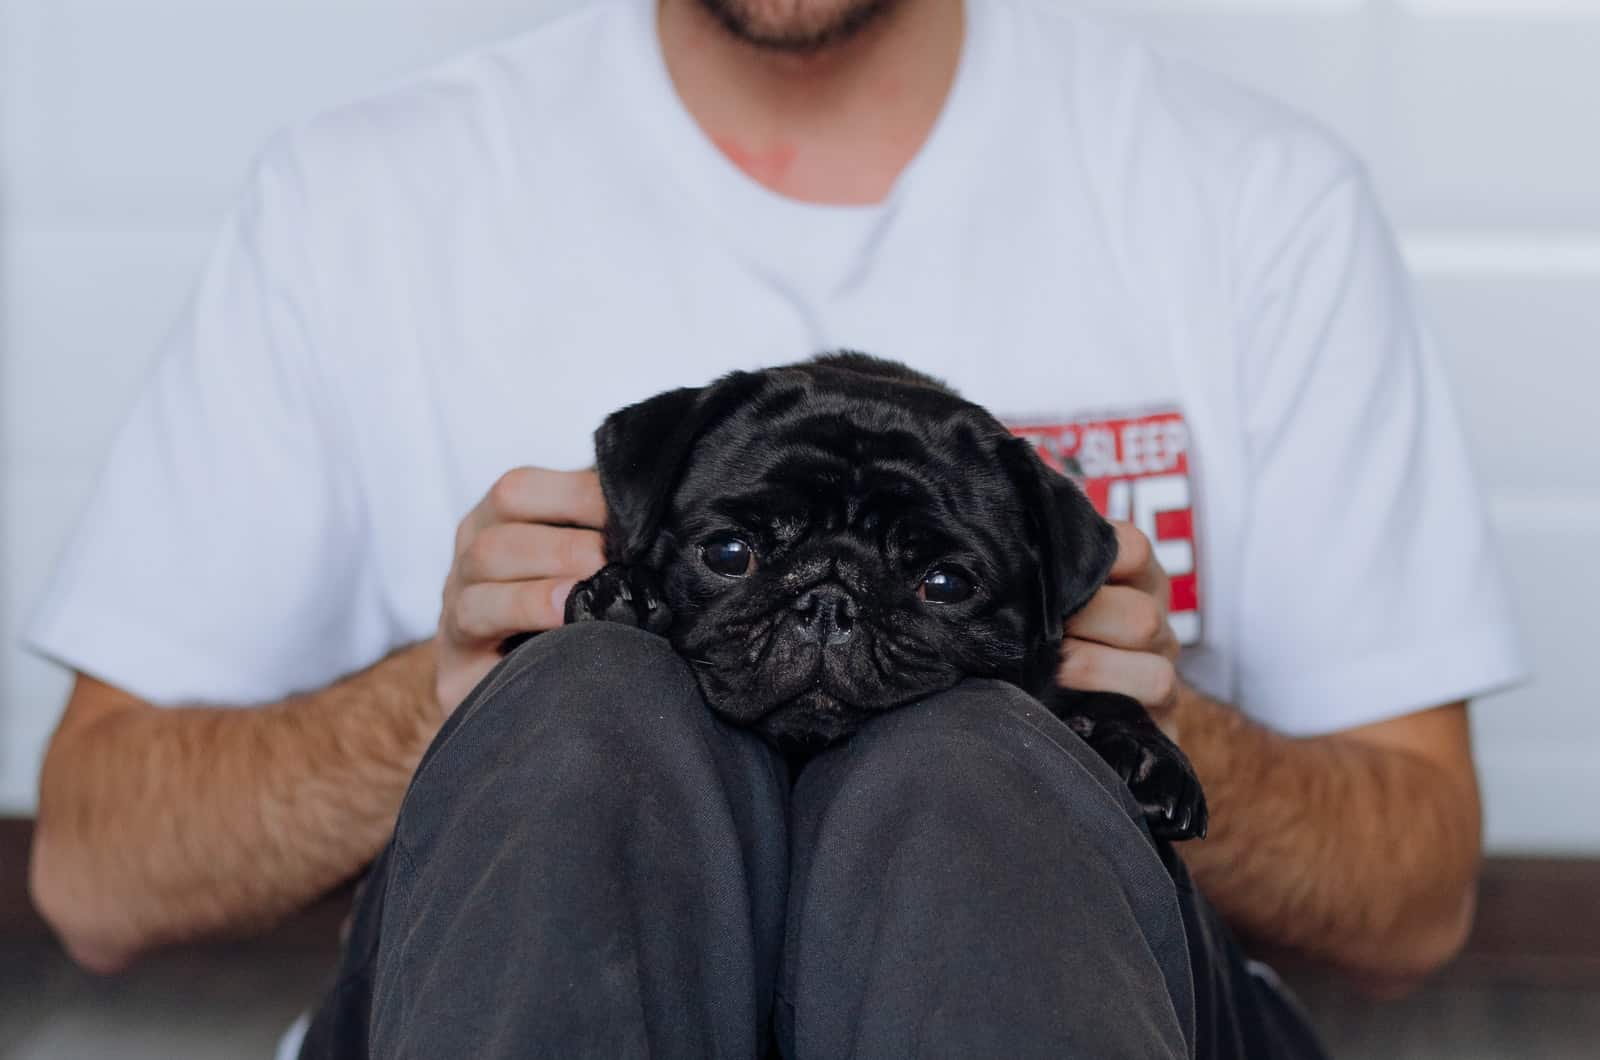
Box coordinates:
[657,0,965,206]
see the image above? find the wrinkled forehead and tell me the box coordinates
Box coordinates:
[670,376,1021,532]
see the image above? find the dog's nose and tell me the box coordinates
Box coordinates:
[794,587,855,646]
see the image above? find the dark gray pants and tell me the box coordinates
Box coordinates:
[301,624,1326,1059]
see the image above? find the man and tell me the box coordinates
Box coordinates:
[27,0,1523,1055]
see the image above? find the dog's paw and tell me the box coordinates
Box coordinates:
[564,563,673,635]
[1076,717,1209,842]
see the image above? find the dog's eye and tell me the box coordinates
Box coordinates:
[919,567,976,604]
[701,537,757,578]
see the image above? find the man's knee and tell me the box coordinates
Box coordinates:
[857,680,1138,818]
[470,622,689,724]
[785,680,1193,1056]
[796,679,1157,872]
[399,624,711,849]
[436,622,703,759]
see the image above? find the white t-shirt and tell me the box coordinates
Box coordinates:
[27,0,1525,737]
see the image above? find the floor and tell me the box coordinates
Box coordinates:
[3,937,1599,1059]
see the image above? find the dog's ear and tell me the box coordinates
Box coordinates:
[594,371,765,563]
[998,437,1119,641]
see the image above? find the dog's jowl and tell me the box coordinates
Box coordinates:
[564,353,1207,842]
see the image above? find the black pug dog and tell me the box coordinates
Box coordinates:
[555,353,1205,841]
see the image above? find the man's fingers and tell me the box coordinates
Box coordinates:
[464,468,607,541]
[1108,521,1168,598]
[1066,585,1178,661]
[1058,638,1179,714]
[458,523,605,584]
[451,578,578,641]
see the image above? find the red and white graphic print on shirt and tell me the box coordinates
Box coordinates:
[1008,411,1202,646]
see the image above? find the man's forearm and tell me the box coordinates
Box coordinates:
[1175,688,1482,982]
[31,642,440,971]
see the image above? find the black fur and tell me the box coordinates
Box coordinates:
[565,353,1207,841]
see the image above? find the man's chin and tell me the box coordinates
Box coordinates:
[694,0,898,54]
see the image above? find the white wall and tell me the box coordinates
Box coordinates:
[3,0,1597,852]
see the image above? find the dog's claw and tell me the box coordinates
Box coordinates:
[1060,695,1209,843]
[1146,779,1208,843]
[566,563,673,635]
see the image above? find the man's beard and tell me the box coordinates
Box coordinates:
[696,0,900,53]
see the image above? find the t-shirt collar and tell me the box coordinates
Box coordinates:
[616,0,994,299]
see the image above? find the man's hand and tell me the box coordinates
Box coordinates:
[1058,521,1182,739]
[436,468,608,717]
